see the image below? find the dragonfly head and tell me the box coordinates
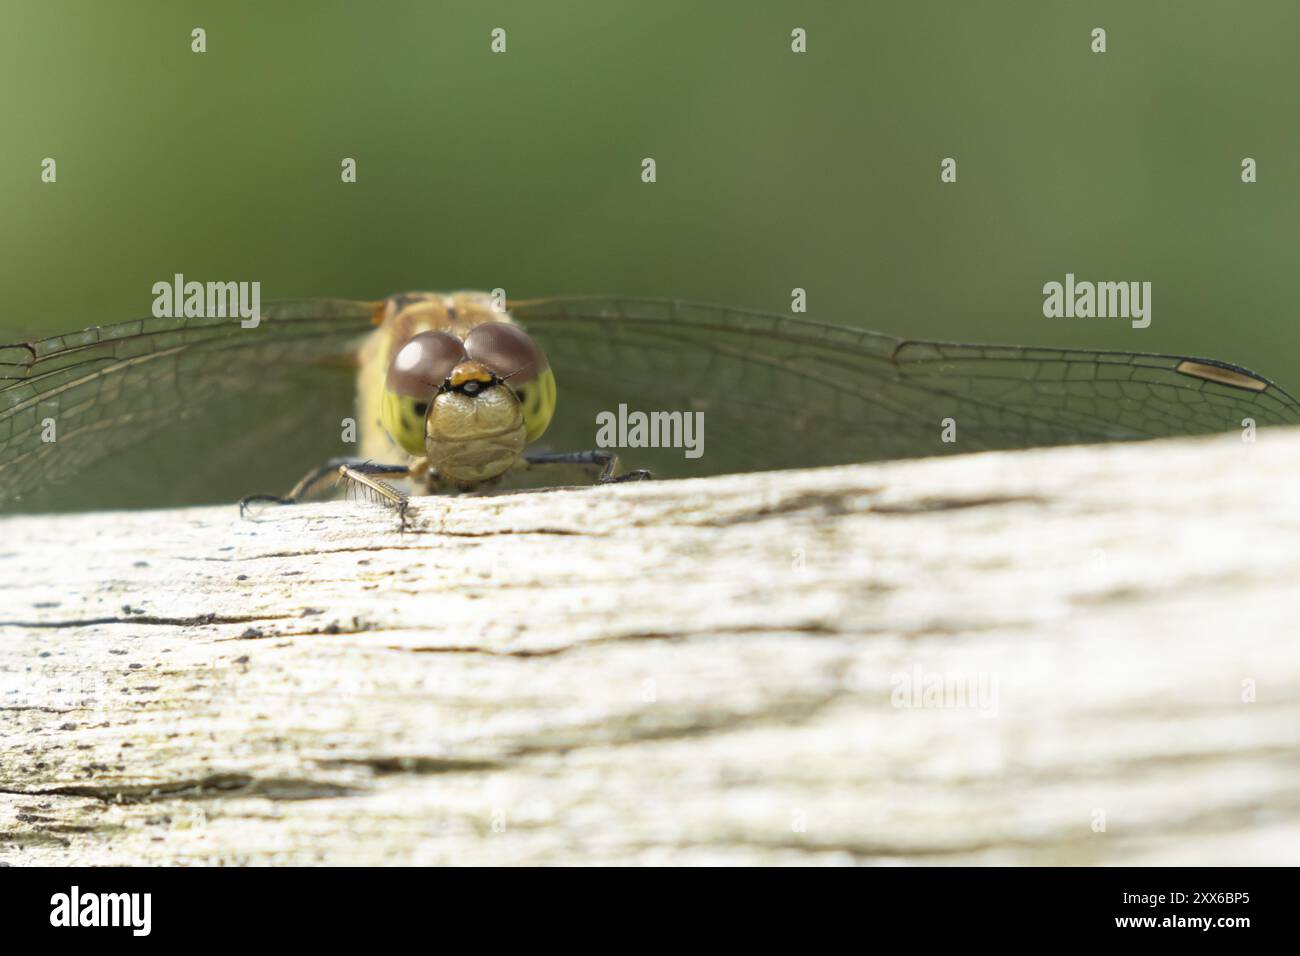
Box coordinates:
[381,323,557,483]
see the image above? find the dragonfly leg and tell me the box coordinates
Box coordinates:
[336,461,416,530]
[524,450,653,484]
[240,456,364,516]
[239,457,420,529]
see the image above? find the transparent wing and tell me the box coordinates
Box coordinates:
[0,299,376,512]
[511,296,1300,478]
[7,295,1296,512]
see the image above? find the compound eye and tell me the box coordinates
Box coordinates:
[386,331,467,396]
[464,322,547,384]
[382,332,468,456]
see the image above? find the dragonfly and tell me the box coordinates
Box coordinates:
[1,291,1297,515]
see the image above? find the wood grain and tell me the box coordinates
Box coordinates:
[2,430,1298,865]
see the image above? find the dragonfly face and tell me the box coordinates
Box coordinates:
[367,293,557,484]
[1,293,1298,513]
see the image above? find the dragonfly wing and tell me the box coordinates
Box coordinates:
[511,296,1300,478]
[8,294,1295,509]
[890,339,1300,449]
[0,299,376,512]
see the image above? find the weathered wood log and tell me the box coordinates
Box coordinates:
[2,430,1298,865]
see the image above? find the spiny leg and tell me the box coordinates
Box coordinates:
[239,457,425,527]
[240,456,371,516]
[524,450,653,484]
[337,461,415,530]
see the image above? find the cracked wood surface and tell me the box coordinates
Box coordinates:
[2,430,1299,865]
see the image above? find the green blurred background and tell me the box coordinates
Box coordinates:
[3,0,1300,380]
